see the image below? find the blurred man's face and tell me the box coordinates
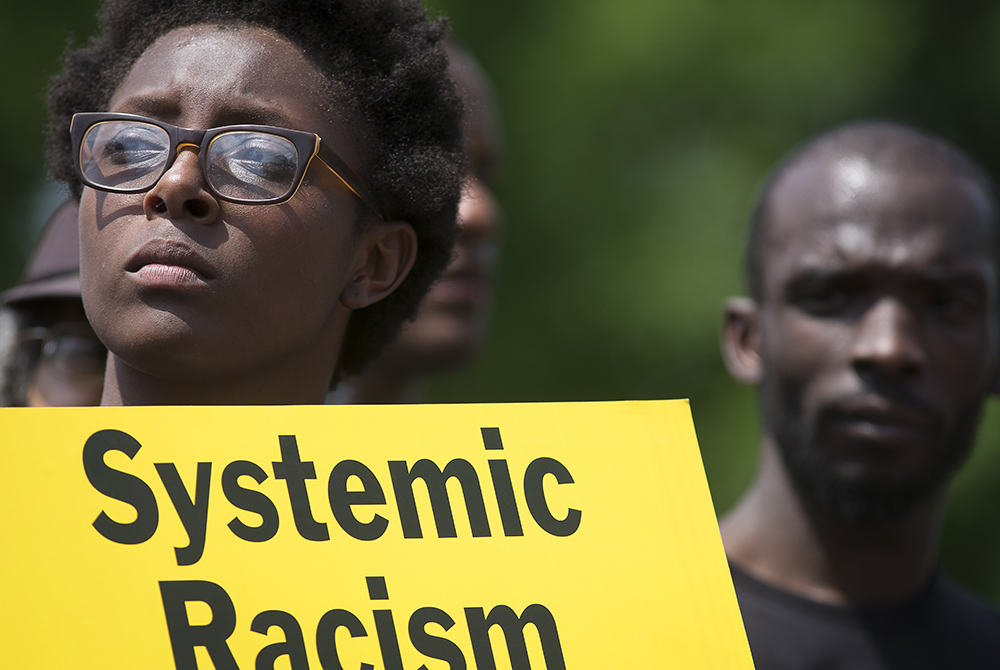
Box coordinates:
[755,153,1000,519]
[372,50,503,377]
[19,299,105,407]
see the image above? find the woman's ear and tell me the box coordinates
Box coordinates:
[340,221,418,310]
[722,297,763,385]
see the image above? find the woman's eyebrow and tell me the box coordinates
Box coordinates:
[112,94,178,118]
[213,104,295,128]
[112,96,295,129]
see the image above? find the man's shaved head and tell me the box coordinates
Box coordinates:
[746,121,1000,301]
[730,120,1000,520]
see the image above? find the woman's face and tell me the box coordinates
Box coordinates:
[80,25,368,393]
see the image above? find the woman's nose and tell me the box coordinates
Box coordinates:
[143,147,220,224]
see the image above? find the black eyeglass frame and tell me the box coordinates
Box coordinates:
[70,112,385,220]
[16,323,108,374]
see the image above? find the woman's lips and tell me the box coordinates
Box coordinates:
[127,239,215,288]
[134,263,207,287]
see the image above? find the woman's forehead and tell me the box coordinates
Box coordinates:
[108,23,363,166]
[112,25,322,122]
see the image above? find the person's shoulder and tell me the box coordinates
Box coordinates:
[923,575,1000,666]
[729,563,1000,670]
[729,562,861,628]
[729,562,889,670]
[931,574,1000,625]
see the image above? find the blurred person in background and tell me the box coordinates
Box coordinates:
[334,42,503,404]
[0,198,105,406]
[720,121,1000,668]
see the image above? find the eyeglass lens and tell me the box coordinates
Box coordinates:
[21,326,107,407]
[80,120,171,190]
[80,120,303,201]
[39,332,108,377]
[206,132,299,201]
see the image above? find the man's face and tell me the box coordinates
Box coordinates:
[371,51,503,377]
[18,298,105,407]
[755,152,1000,519]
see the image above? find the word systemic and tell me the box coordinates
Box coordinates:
[83,427,581,566]
[82,427,578,669]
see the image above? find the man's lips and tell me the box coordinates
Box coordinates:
[826,397,935,443]
[126,239,215,287]
[430,240,496,308]
[429,269,489,307]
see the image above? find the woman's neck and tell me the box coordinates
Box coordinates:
[101,354,334,406]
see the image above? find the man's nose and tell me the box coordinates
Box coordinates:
[457,176,501,238]
[850,297,925,378]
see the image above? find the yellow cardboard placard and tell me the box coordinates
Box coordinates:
[0,400,752,668]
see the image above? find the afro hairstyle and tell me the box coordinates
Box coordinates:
[46,0,465,384]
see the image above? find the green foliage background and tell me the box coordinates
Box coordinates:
[3,0,999,602]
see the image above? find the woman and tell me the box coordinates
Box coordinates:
[46,0,464,405]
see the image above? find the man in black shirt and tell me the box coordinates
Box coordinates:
[720,121,1000,669]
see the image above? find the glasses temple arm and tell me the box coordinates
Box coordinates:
[314,139,386,221]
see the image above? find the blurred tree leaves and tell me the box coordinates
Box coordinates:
[425,0,1000,603]
[4,0,999,602]
[0,2,97,283]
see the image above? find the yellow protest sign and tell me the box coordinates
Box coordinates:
[0,400,753,669]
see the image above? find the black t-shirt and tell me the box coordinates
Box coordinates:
[731,563,1000,669]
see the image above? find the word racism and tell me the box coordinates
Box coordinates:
[83,427,582,566]
[160,576,567,670]
[82,427,577,669]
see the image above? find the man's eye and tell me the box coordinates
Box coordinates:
[792,288,849,315]
[926,291,981,322]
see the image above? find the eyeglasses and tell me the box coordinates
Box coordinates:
[18,323,107,378]
[17,323,106,407]
[70,112,384,219]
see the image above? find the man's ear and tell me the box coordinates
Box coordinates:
[722,297,763,385]
[340,221,418,310]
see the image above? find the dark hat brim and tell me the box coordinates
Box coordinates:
[1,273,81,306]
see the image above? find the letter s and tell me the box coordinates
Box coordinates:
[83,429,158,544]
